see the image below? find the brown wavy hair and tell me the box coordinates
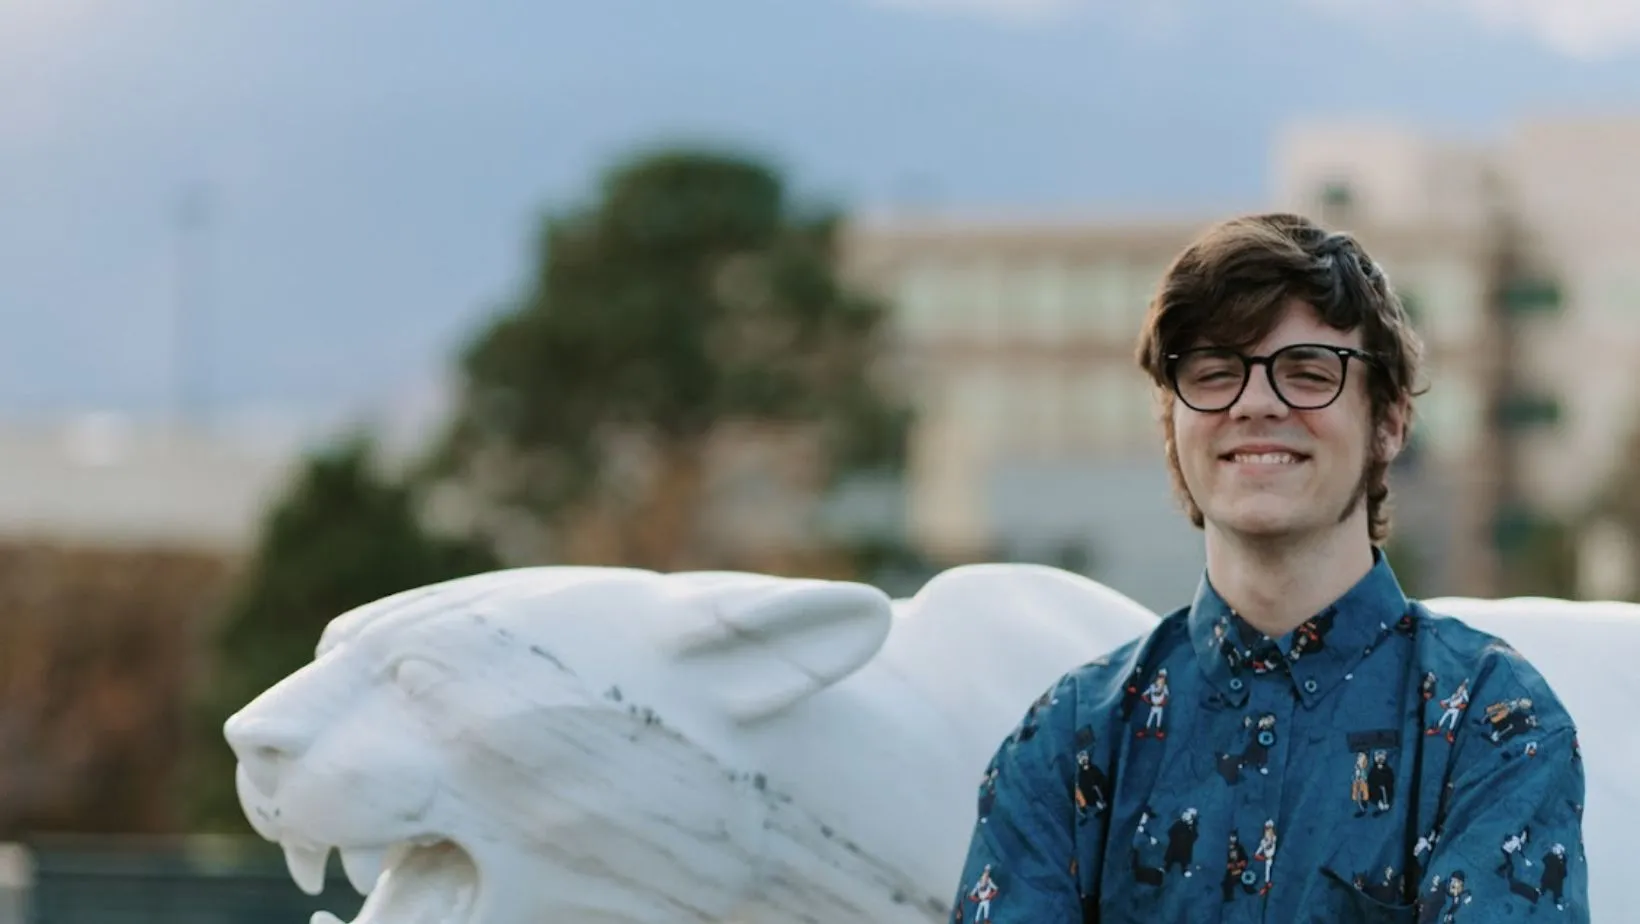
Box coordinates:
[1133,213,1427,543]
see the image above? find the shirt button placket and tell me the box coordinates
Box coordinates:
[1230,665,1295,922]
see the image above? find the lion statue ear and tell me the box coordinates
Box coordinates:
[661,574,894,725]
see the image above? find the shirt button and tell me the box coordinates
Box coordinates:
[1303,678,1319,694]
[1229,678,1244,691]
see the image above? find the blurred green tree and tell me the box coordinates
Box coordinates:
[1495,512,1579,599]
[1575,414,1640,601]
[185,432,500,830]
[1381,533,1429,600]
[417,146,912,574]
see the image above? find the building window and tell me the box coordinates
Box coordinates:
[1495,391,1562,430]
[1502,276,1564,316]
[1126,263,1168,337]
[1317,179,1356,221]
[962,260,1007,341]
[1416,378,1480,459]
[894,265,938,336]
[1014,259,1068,341]
[1066,262,1131,338]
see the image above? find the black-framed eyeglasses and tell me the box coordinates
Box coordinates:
[1164,343,1380,413]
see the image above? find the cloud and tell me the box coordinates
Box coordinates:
[860,0,1640,57]
[1305,0,1640,58]
[859,0,1080,26]
[1448,0,1640,58]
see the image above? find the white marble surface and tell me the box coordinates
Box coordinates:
[1419,594,1638,918]
[222,566,1636,923]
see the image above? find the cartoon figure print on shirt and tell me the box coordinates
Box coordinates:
[976,766,998,824]
[1412,827,1441,882]
[1074,748,1110,822]
[1136,668,1169,738]
[1416,872,1472,923]
[1538,843,1572,910]
[1131,805,1201,885]
[963,864,998,922]
[1409,780,1454,885]
[1426,677,1470,743]
[1165,808,1200,878]
[1222,831,1257,901]
[1351,752,1372,816]
[1253,820,1278,896]
[1246,640,1283,675]
[1216,712,1277,784]
[1351,867,1404,906]
[1211,619,1243,675]
[1131,806,1165,887]
[1012,687,1056,744]
[1479,697,1540,748]
[1120,663,1147,721]
[1496,827,1532,881]
[1489,835,1576,910]
[1367,749,1396,815]
[1288,609,1335,662]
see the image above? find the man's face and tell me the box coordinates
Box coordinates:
[1170,298,1401,542]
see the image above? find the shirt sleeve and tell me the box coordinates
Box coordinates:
[1414,696,1588,920]
[949,671,1088,923]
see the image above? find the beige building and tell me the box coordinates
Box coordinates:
[842,210,1506,601]
[844,218,1187,551]
[839,218,1208,608]
[1278,114,1640,597]
[0,414,308,551]
[842,113,1640,601]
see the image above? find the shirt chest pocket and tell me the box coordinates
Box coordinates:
[1317,820,1417,923]
[1317,867,1419,924]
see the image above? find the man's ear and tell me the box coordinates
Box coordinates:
[1376,397,1412,462]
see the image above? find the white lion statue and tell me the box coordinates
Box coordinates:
[223,565,1635,923]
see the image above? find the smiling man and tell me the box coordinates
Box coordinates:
[949,214,1588,922]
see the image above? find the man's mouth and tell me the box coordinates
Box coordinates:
[1220,451,1308,465]
[288,837,481,924]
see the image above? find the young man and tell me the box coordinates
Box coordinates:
[949,213,1587,922]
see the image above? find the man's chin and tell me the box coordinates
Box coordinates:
[1206,501,1311,540]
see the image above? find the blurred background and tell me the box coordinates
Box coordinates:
[4,0,1640,920]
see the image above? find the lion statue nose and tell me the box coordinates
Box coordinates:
[225,709,314,798]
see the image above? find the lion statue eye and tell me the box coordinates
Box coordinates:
[389,657,446,697]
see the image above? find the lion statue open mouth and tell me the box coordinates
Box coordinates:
[223,563,1159,923]
[223,564,1632,922]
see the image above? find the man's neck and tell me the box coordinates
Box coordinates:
[1203,522,1377,639]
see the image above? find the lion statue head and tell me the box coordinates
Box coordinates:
[223,565,923,923]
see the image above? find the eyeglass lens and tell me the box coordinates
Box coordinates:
[1174,345,1347,411]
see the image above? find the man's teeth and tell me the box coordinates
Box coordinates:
[341,847,388,894]
[285,843,330,896]
[1230,452,1301,464]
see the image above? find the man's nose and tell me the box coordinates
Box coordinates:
[1230,366,1288,418]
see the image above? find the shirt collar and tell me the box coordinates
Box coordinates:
[1187,547,1412,708]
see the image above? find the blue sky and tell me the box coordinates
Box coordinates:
[3,0,1639,429]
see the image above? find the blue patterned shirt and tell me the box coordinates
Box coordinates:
[952,551,1588,922]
